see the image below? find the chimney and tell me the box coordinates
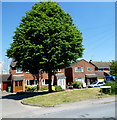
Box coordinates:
[89,60,92,63]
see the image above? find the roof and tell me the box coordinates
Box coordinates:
[95,71,105,78]
[85,74,97,78]
[0,74,11,82]
[55,73,66,78]
[90,61,111,68]
[69,59,91,67]
[13,75,24,81]
[86,72,105,79]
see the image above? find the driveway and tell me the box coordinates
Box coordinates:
[1,91,48,118]
[1,91,116,118]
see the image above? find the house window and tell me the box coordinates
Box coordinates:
[30,80,34,85]
[19,81,23,86]
[26,80,38,85]
[104,68,109,71]
[98,68,104,71]
[42,79,49,85]
[15,81,18,87]
[87,67,92,72]
[27,80,30,85]
[45,79,49,84]
[56,69,61,72]
[42,80,45,85]
[75,78,84,83]
[16,67,23,73]
[75,67,84,72]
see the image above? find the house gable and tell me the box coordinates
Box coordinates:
[65,59,96,84]
[71,59,95,71]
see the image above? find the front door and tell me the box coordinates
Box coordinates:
[57,78,66,89]
[14,81,23,92]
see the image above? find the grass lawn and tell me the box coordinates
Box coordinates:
[22,88,113,106]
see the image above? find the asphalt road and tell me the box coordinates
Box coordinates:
[1,91,116,119]
[38,101,116,118]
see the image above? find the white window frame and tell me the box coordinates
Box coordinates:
[26,80,38,86]
[42,79,53,85]
[42,79,45,85]
[75,78,84,83]
[42,79,49,85]
[26,80,30,85]
[75,67,84,72]
[16,67,23,73]
[87,67,92,72]
[56,69,61,72]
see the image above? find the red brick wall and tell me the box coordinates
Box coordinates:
[11,68,65,92]
[11,68,65,80]
[11,68,35,80]
[73,59,95,80]
[65,59,96,83]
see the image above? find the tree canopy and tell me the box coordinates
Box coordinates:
[7,1,84,92]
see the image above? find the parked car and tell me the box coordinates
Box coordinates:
[88,81,105,88]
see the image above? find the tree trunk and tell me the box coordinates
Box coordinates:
[48,71,52,93]
[36,73,39,91]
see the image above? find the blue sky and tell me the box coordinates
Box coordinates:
[2,2,115,63]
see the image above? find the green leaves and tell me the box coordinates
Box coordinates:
[7,1,84,73]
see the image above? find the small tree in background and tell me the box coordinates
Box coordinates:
[6,1,84,92]
[110,61,117,77]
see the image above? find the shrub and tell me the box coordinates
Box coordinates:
[52,86,56,91]
[40,86,48,91]
[102,81,117,95]
[25,85,37,92]
[72,81,82,89]
[54,85,63,92]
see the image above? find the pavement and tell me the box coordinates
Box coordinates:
[1,91,117,118]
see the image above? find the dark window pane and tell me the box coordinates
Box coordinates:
[45,79,49,84]
[30,80,34,85]
[15,81,18,87]
[19,81,22,86]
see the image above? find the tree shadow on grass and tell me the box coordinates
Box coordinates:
[2,91,49,100]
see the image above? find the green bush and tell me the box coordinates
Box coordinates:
[102,82,117,94]
[40,86,48,91]
[72,81,82,89]
[25,85,37,92]
[54,85,63,92]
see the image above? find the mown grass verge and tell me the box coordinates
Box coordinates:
[22,88,113,106]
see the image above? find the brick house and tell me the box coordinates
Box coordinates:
[2,59,112,92]
[89,60,111,82]
[89,60,111,75]
[1,74,11,91]
[65,59,97,86]
[8,60,66,92]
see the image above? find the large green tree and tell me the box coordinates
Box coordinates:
[7,1,84,92]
